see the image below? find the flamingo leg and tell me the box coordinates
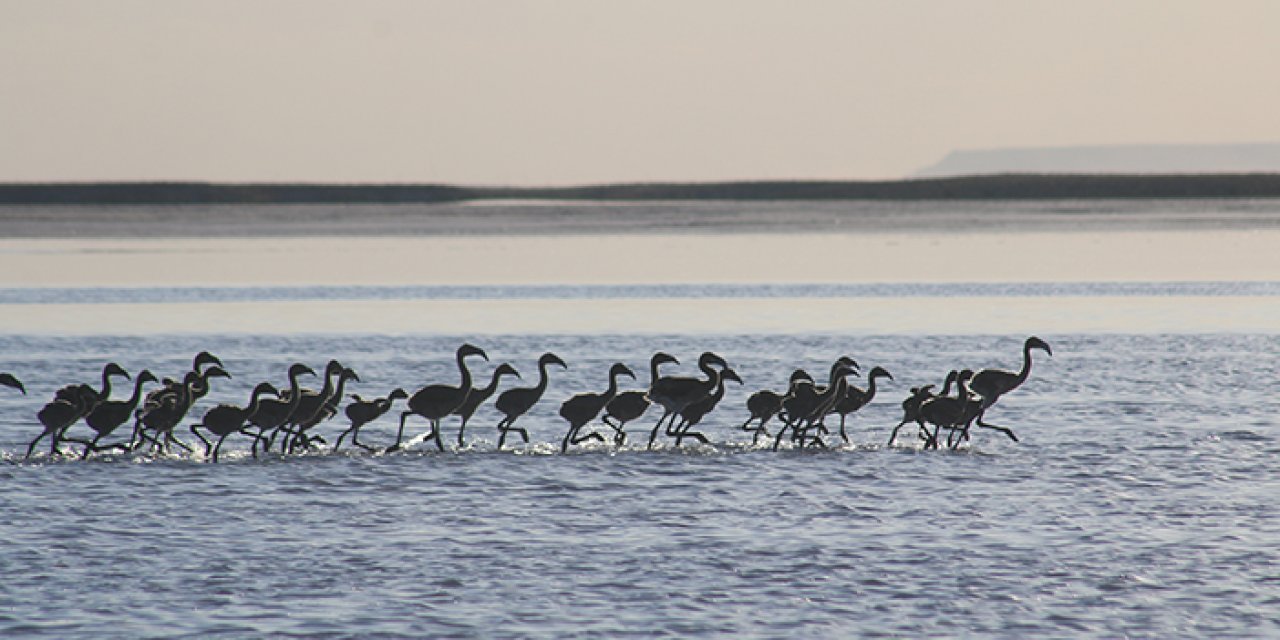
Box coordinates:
[646,411,672,450]
[388,411,413,452]
[212,433,230,463]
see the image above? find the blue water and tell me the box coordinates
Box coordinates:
[2,325,1279,637]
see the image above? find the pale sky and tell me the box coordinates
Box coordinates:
[2,1,1278,185]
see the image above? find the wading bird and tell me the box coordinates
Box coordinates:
[27,384,97,459]
[245,363,316,456]
[741,369,812,445]
[334,388,408,453]
[393,343,488,452]
[958,336,1053,444]
[887,371,953,447]
[672,367,743,446]
[453,362,520,448]
[69,369,159,458]
[646,352,727,450]
[190,382,281,462]
[831,366,893,445]
[603,352,679,446]
[560,363,634,453]
[493,352,567,450]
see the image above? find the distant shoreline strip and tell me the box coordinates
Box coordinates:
[2,281,1278,305]
[5,174,1280,204]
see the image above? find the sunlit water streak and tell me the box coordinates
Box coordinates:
[2,330,1279,637]
[2,282,1280,336]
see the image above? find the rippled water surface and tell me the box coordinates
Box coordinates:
[3,325,1279,637]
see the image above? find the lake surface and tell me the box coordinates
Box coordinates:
[2,293,1279,637]
[2,201,1280,637]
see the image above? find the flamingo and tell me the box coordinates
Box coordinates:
[961,336,1053,443]
[393,343,488,452]
[493,352,567,450]
[287,365,361,454]
[672,367,743,446]
[741,369,812,445]
[190,382,281,462]
[68,369,159,458]
[831,366,893,444]
[26,384,97,458]
[887,371,954,447]
[603,352,679,446]
[131,364,230,452]
[273,360,344,452]
[453,362,520,448]
[915,370,979,450]
[773,357,856,450]
[334,388,408,453]
[646,352,727,450]
[244,363,316,456]
[560,363,634,453]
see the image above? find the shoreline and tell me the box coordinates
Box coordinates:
[6,174,1280,206]
[3,198,1280,238]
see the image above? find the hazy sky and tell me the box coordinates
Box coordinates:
[3,1,1279,185]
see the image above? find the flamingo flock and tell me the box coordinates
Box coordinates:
[0,337,1052,462]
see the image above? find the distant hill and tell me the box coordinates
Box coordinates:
[915,143,1280,177]
[5,174,1280,204]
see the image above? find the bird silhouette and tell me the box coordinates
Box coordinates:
[831,366,893,444]
[773,357,856,450]
[286,365,360,454]
[453,362,520,448]
[493,352,567,450]
[245,363,317,457]
[27,384,97,459]
[190,382,281,462]
[560,363,634,453]
[741,369,812,445]
[646,352,727,450]
[334,388,408,453]
[603,352,679,446]
[394,343,488,452]
[132,364,230,453]
[960,336,1052,444]
[272,360,344,453]
[68,369,159,458]
[672,367,743,446]
[887,371,955,447]
[775,359,857,450]
[916,370,980,449]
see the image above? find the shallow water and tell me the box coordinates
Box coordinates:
[4,195,1280,636]
[2,328,1279,637]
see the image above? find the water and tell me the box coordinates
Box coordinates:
[3,194,1280,636]
[3,325,1280,637]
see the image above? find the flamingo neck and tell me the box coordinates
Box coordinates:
[865,374,882,401]
[535,361,554,394]
[98,368,116,400]
[331,374,354,402]
[604,371,625,401]
[941,374,956,397]
[648,356,668,386]
[246,387,274,416]
[126,376,148,408]
[286,371,306,410]
[457,353,475,391]
[1017,344,1036,385]
[709,372,728,402]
